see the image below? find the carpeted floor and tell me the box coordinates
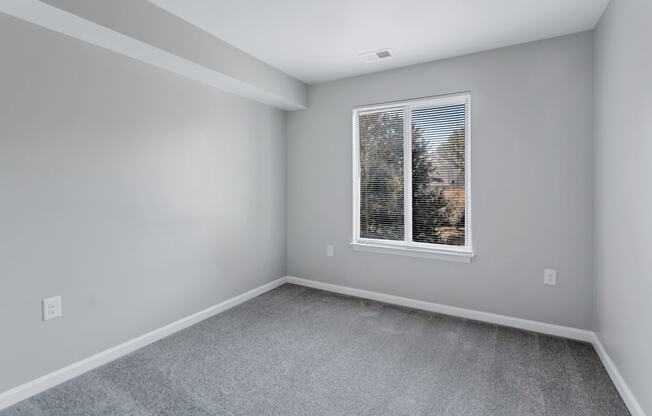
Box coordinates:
[2,284,630,416]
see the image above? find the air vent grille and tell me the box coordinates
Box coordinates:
[359,49,393,63]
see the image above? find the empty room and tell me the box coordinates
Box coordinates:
[0,0,650,415]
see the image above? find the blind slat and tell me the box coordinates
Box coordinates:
[412,103,466,246]
[359,110,405,241]
[358,99,467,247]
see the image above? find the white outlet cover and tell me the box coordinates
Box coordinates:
[326,245,334,257]
[544,269,557,286]
[42,296,62,321]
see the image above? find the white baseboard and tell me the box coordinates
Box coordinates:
[0,277,286,411]
[285,276,594,342]
[2,275,645,416]
[286,276,646,416]
[591,333,647,416]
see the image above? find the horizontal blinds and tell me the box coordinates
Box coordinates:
[359,109,404,240]
[411,104,466,246]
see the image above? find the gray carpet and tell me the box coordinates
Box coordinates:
[2,284,629,416]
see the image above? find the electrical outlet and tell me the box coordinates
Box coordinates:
[42,296,62,321]
[326,245,334,257]
[544,269,557,286]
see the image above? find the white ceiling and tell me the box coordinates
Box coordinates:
[148,0,609,84]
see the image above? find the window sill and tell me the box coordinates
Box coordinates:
[350,242,474,263]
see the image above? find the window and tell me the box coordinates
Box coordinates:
[352,93,472,262]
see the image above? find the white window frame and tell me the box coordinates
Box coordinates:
[351,92,473,263]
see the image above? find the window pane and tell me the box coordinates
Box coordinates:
[359,109,404,240]
[412,104,466,246]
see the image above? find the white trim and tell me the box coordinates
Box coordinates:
[591,333,647,416]
[286,276,646,416]
[403,106,413,244]
[2,275,645,416]
[285,276,592,341]
[353,91,471,112]
[352,92,472,259]
[351,241,473,263]
[0,277,286,411]
[464,94,473,249]
[352,110,361,243]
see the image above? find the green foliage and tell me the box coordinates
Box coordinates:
[412,124,465,246]
[412,128,449,244]
[435,129,465,174]
[359,111,404,240]
[359,111,465,245]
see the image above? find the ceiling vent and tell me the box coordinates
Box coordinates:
[359,49,393,63]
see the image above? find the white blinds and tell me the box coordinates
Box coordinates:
[412,104,466,246]
[356,94,468,248]
[358,109,404,240]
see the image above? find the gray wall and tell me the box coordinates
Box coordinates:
[287,32,595,330]
[594,0,652,413]
[0,14,286,392]
[38,0,308,109]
